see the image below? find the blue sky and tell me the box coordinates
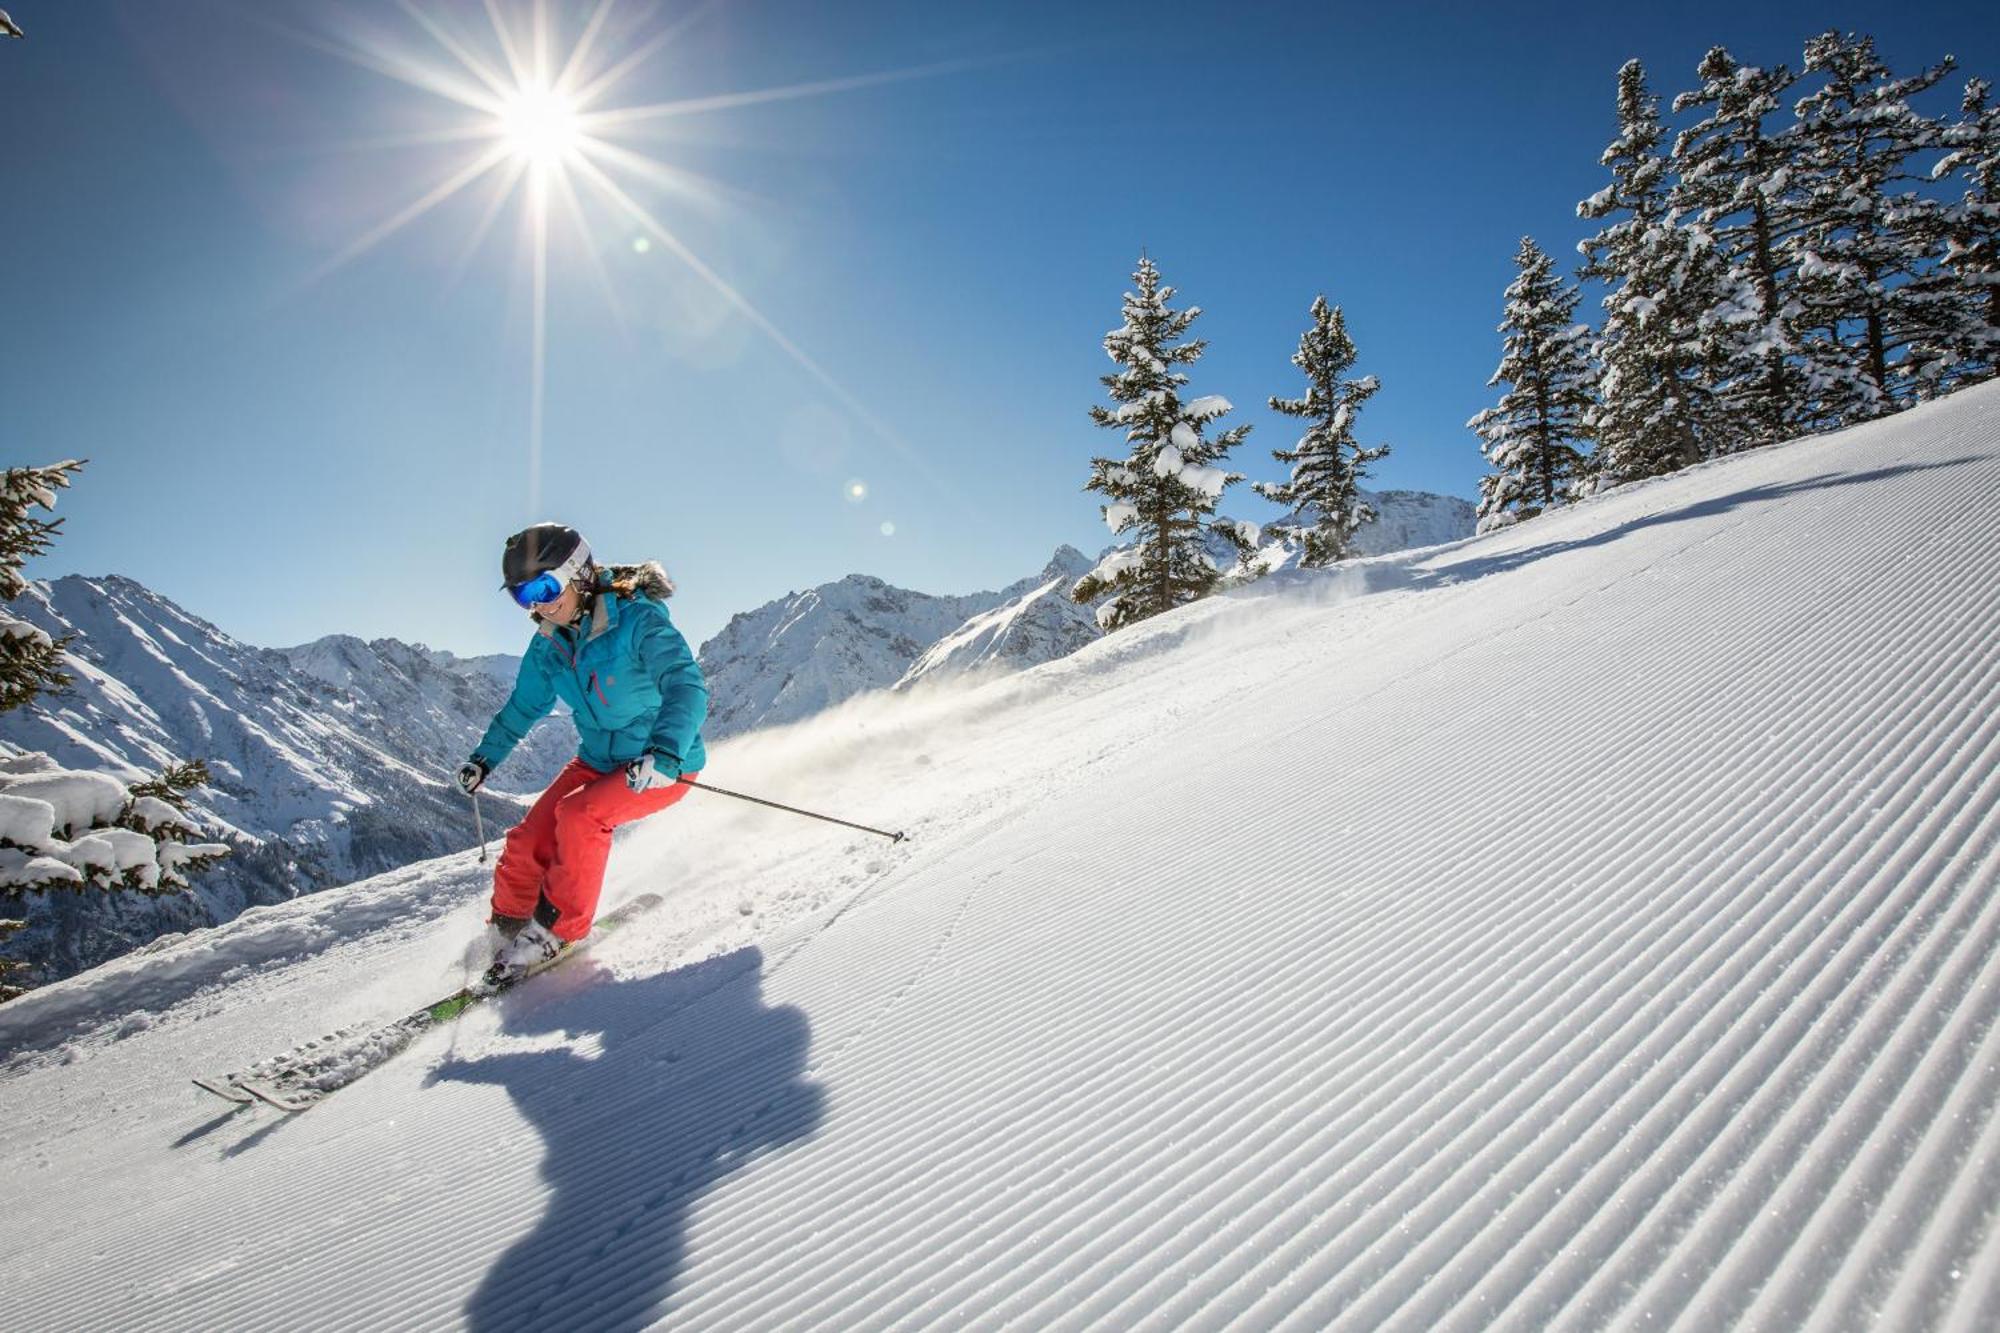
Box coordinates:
[6,1,1995,657]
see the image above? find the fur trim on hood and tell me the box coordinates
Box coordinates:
[602,560,675,600]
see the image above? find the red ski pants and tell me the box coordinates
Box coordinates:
[490,757,700,940]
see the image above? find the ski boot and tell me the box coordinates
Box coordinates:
[485,919,572,986]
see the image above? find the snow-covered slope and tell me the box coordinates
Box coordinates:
[4,384,1998,1330]
[0,577,572,979]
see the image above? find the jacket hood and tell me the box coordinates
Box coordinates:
[602,561,676,600]
[531,561,676,640]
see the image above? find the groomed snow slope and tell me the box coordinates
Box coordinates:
[5,383,2000,1331]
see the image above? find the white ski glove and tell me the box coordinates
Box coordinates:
[456,757,490,795]
[625,751,681,792]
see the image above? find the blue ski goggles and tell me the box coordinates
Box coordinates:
[503,538,593,610]
[507,572,568,609]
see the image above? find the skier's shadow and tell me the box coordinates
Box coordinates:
[431,945,822,1331]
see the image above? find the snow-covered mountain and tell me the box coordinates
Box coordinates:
[0,576,572,981]
[1259,485,1480,561]
[695,572,1005,739]
[3,382,1994,1329]
[695,546,1119,740]
[895,545,1100,690]
[1350,486,1478,555]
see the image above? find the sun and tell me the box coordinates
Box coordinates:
[303,0,971,508]
[495,84,582,168]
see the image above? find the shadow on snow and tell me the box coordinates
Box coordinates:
[1420,456,1980,589]
[430,945,823,1331]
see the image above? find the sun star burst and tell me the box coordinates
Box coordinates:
[304,0,962,507]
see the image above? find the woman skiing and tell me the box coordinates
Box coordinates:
[455,522,709,979]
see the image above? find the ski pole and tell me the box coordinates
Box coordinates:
[680,777,906,843]
[470,789,489,862]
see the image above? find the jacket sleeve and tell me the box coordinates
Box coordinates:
[632,603,710,765]
[473,647,557,771]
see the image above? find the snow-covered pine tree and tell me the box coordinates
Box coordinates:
[0,462,82,713]
[1672,47,1829,440]
[0,753,230,897]
[1074,255,1251,630]
[1469,237,1595,531]
[1915,76,2000,385]
[1790,32,1958,416]
[1578,60,1739,488]
[1254,296,1388,564]
[0,463,228,998]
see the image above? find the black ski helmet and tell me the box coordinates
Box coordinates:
[500,522,591,589]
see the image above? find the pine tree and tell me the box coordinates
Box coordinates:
[1790,32,1957,415]
[1916,76,2000,385]
[0,464,228,1000]
[1469,238,1595,531]
[1672,47,1827,440]
[127,760,215,811]
[0,462,83,713]
[1578,60,1739,488]
[1074,256,1251,630]
[1254,296,1388,565]
[119,760,231,888]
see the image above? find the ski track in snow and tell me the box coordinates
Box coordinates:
[4,385,2000,1329]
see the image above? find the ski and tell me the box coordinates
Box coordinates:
[190,893,664,1112]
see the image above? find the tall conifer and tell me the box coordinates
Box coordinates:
[1074,256,1251,630]
[1470,238,1594,530]
[1918,76,2000,384]
[1791,32,1957,415]
[1579,60,1738,487]
[1672,47,1835,438]
[1255,297,1388,565]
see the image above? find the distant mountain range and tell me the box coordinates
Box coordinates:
[0,576,574,980]
[696,545,1104,739]
[0,488,1472,983]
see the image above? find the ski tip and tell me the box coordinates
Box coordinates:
[192,1075,255,1105]
[238,1079,319,1113]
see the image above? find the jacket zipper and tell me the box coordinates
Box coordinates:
[551,630,604,728]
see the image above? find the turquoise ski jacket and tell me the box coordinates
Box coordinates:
[473,564,710,777]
